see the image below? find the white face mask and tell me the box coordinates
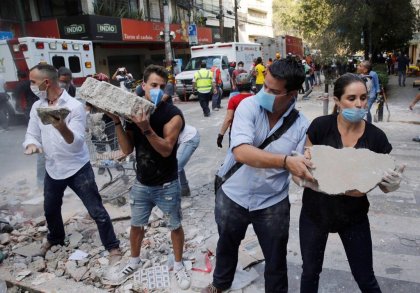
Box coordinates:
[238,66,243,69]
[30,82,47,100]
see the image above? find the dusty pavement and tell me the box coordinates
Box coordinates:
[0,74,418,292]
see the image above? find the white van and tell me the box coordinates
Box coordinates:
[175,42,261,100]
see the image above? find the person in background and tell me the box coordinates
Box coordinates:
[177,124,200,196]
[217,73,253,148]
[409,93,420,142]
[231,61,247,92]
[193,61,214,117]
[358,61,380,123]
[210,59,223,111]
[266,58,273,68]
[112,67,134,92]
[0,74,8,132]
[57,67,76,97]
[397,53,409,87]
[294,73,404,293]
[275,53,281,61]
[254,57,265,92]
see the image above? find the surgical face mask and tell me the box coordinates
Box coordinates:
[30,80,47,100]
[238,66,243,70]
[149,88,164,105]
[341,108,367,123]
[59,82,70,91]
[254,87,277,112]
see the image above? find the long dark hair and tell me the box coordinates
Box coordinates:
[332,73,367,114]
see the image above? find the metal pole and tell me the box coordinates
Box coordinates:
[323,83,329,115]
[163,0,173,73]
[219,0,224,42]
[234,0,239,42]
[17,0,26,36]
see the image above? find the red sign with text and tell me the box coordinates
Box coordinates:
[121,19,212,44]
[26,19,60,38]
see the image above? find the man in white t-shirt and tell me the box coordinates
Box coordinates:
[112,67,134,92]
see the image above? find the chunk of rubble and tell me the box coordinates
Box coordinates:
[36,107,71,125]
[79,77,155,119]
[309,145,396,194]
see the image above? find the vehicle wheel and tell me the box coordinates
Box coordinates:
[0,102,15,129]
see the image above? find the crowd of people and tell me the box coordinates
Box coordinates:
[17,51,412,293]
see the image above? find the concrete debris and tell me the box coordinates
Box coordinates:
[31,272,55,286]
[15,270,31,281]
[69,231,83,248]
[310,145,396,194]
[79,77,155,119]
[36,107,71,125]
[28,258,45,272]
[0,233,10,245]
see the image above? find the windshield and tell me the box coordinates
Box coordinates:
[184,56,221,71]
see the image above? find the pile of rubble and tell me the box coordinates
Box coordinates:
[0,184,223,292]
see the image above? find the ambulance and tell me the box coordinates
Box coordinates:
[0,37,96,118]
[175,42,262,100]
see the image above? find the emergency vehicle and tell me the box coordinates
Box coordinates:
[175,42,262,100]
[0,37,96,118]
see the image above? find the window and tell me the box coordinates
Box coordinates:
[37,0,82,19]
[52,56,65,69]
[69,56,81,73]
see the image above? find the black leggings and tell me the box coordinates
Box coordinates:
[299,212,381,293]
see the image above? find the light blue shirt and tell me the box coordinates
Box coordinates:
[217,96,309,211]
[369,71,380,99]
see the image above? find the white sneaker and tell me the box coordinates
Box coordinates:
[103,261,141,285]
[174,265,191,290]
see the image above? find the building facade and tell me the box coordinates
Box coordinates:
[409,0,420,65]
[0,0,273,77]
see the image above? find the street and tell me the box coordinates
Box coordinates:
[0,74,419,292]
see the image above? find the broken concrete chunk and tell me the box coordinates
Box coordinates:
[36,107,71,125]
[28,258,45,272]
[0,233,10,245]
[310,145,396,194]
[79,77,155,119]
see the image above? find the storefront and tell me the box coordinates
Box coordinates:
[8,15,213,80]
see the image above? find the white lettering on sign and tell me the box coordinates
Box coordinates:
[65,24,86,35]
[97,24,117,33]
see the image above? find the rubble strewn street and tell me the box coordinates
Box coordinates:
[0,75,419,292]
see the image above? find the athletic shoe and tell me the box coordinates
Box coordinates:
[174,265,191,290]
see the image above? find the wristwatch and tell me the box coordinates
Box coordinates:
[143,129,152,136]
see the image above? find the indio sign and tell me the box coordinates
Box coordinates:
[64,24,86,35]
[97,24,117,33]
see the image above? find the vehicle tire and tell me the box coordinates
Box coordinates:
[0,101,15,129]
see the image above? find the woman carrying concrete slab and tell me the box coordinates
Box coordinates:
[293,73,405,293]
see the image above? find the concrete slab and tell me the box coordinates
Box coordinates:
[36,107,70,125]
[310,145,395,194]
[79,77,155,118]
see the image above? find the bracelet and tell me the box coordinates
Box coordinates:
[283,155,288,169]
[114,121,121,126]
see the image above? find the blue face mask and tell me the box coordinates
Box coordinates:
[341,108,368,123]
[150,88,164,105]
[254,87,277,112]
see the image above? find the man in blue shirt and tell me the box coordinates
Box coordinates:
[358,61,380,123]
[202,59,315,293]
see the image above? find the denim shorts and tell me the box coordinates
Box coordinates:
[129,179,182,230]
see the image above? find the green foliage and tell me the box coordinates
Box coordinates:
[373,63,389,88]
[93,0,143,19]
[272,0,417,56]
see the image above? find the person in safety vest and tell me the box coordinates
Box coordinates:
[193,61,215,117]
